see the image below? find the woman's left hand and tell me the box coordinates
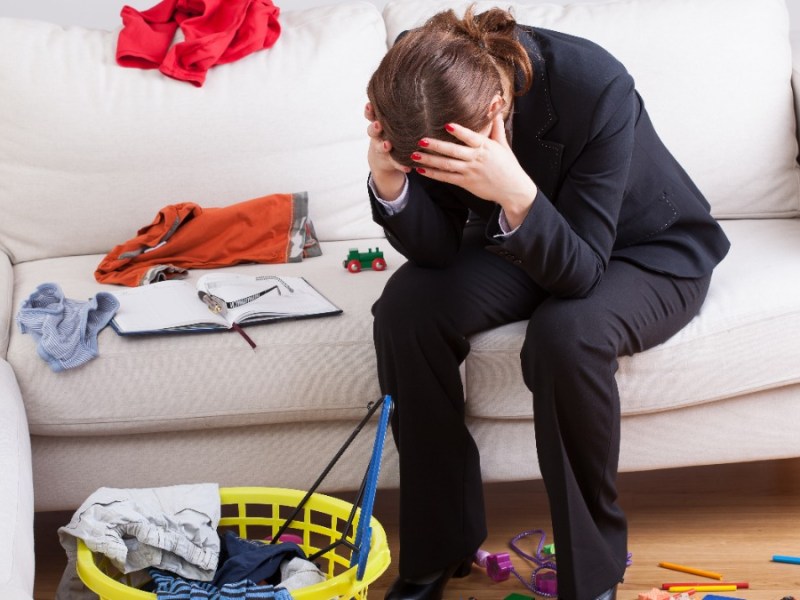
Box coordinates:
[413,113,538,229]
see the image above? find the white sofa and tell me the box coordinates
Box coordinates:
[2,0,800,597]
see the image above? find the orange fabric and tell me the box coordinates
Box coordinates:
[96,194,298,286]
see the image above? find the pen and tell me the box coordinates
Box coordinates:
[668,585,736,593]
[661,582,748,589]
[657,562,723,580]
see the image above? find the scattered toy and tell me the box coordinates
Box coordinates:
[343,247,386,273]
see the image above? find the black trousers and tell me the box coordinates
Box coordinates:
[372,226,712,600]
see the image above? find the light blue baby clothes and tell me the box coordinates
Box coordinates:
[16,282,118,371]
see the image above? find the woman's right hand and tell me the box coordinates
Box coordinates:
[365,102,410,201]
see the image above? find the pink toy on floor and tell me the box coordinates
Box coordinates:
[638,589,693,600]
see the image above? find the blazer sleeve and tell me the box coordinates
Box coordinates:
[368,174,470,268]
[487,71,637,298]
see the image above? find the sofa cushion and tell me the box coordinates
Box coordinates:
[13,220,800,435]
[466,219,800,419]
[9,241,402,436]
[383,0,800,219]
[0,3,386,264]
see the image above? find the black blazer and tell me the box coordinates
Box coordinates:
[369,26,731,298]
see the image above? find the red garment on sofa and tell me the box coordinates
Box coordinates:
[116,0,281,86]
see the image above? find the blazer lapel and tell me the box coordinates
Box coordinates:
[511,26,564,201]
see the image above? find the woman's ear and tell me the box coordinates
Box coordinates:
[487,93,505,119]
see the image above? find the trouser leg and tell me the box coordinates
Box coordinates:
[372,231,544,578]
[521,261,711,600]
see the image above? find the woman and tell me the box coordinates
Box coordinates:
[365,6,729,600]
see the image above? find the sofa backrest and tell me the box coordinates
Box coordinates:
[384,0,800,220]
[0,2,386,264]
[2,0,798,266]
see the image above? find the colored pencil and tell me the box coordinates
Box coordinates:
[668,585,737,593]
[772,554,800,565]
[657,562,723,580]
[661,582,748,590]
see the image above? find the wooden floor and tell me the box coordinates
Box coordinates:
[34,458,800,599]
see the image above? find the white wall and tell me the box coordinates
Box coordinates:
[1,0,799,31]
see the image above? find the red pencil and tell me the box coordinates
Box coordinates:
[661,582,749,590]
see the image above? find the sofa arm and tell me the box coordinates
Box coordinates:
[0,251,12,359]
[0,360,34,599]
[792,30,800,162]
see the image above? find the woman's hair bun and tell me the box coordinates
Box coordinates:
[425,4,532,95]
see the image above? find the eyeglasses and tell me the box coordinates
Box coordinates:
[198,275,294,316]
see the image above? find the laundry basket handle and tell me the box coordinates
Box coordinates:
[270,395,393,554]
[350,394,393,579]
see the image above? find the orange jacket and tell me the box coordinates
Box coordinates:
[95,192,316,286]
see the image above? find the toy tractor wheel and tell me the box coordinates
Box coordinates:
[347,260,362,273]
[371,257,387,271]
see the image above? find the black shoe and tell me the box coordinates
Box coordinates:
[384,557,473,600]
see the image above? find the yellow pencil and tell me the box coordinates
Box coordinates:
[658,561,723,580]
[668,585,737,593]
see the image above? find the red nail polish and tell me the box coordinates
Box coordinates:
[445,123,456,133]
[411,152,422,161]
[416,167,426,174]
[418,139,430,148]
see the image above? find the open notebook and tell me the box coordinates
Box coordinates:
[110,273,342,335]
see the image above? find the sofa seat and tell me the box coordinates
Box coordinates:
[12,219,800,441]
[466,219,800,419]
[9,239,403,437]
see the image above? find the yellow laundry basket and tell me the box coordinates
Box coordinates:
[76,486,391,600]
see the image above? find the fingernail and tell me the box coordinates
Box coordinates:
[445,123,456,133]
[418,139,429,148]
[410,152,422,161]
[416,167,426,174]
[374,121,381,130]
[382,141,389,151]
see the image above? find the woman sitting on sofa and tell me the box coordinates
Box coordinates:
[364,5,730,600]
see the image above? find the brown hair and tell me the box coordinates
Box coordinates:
[367,5,533,168]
